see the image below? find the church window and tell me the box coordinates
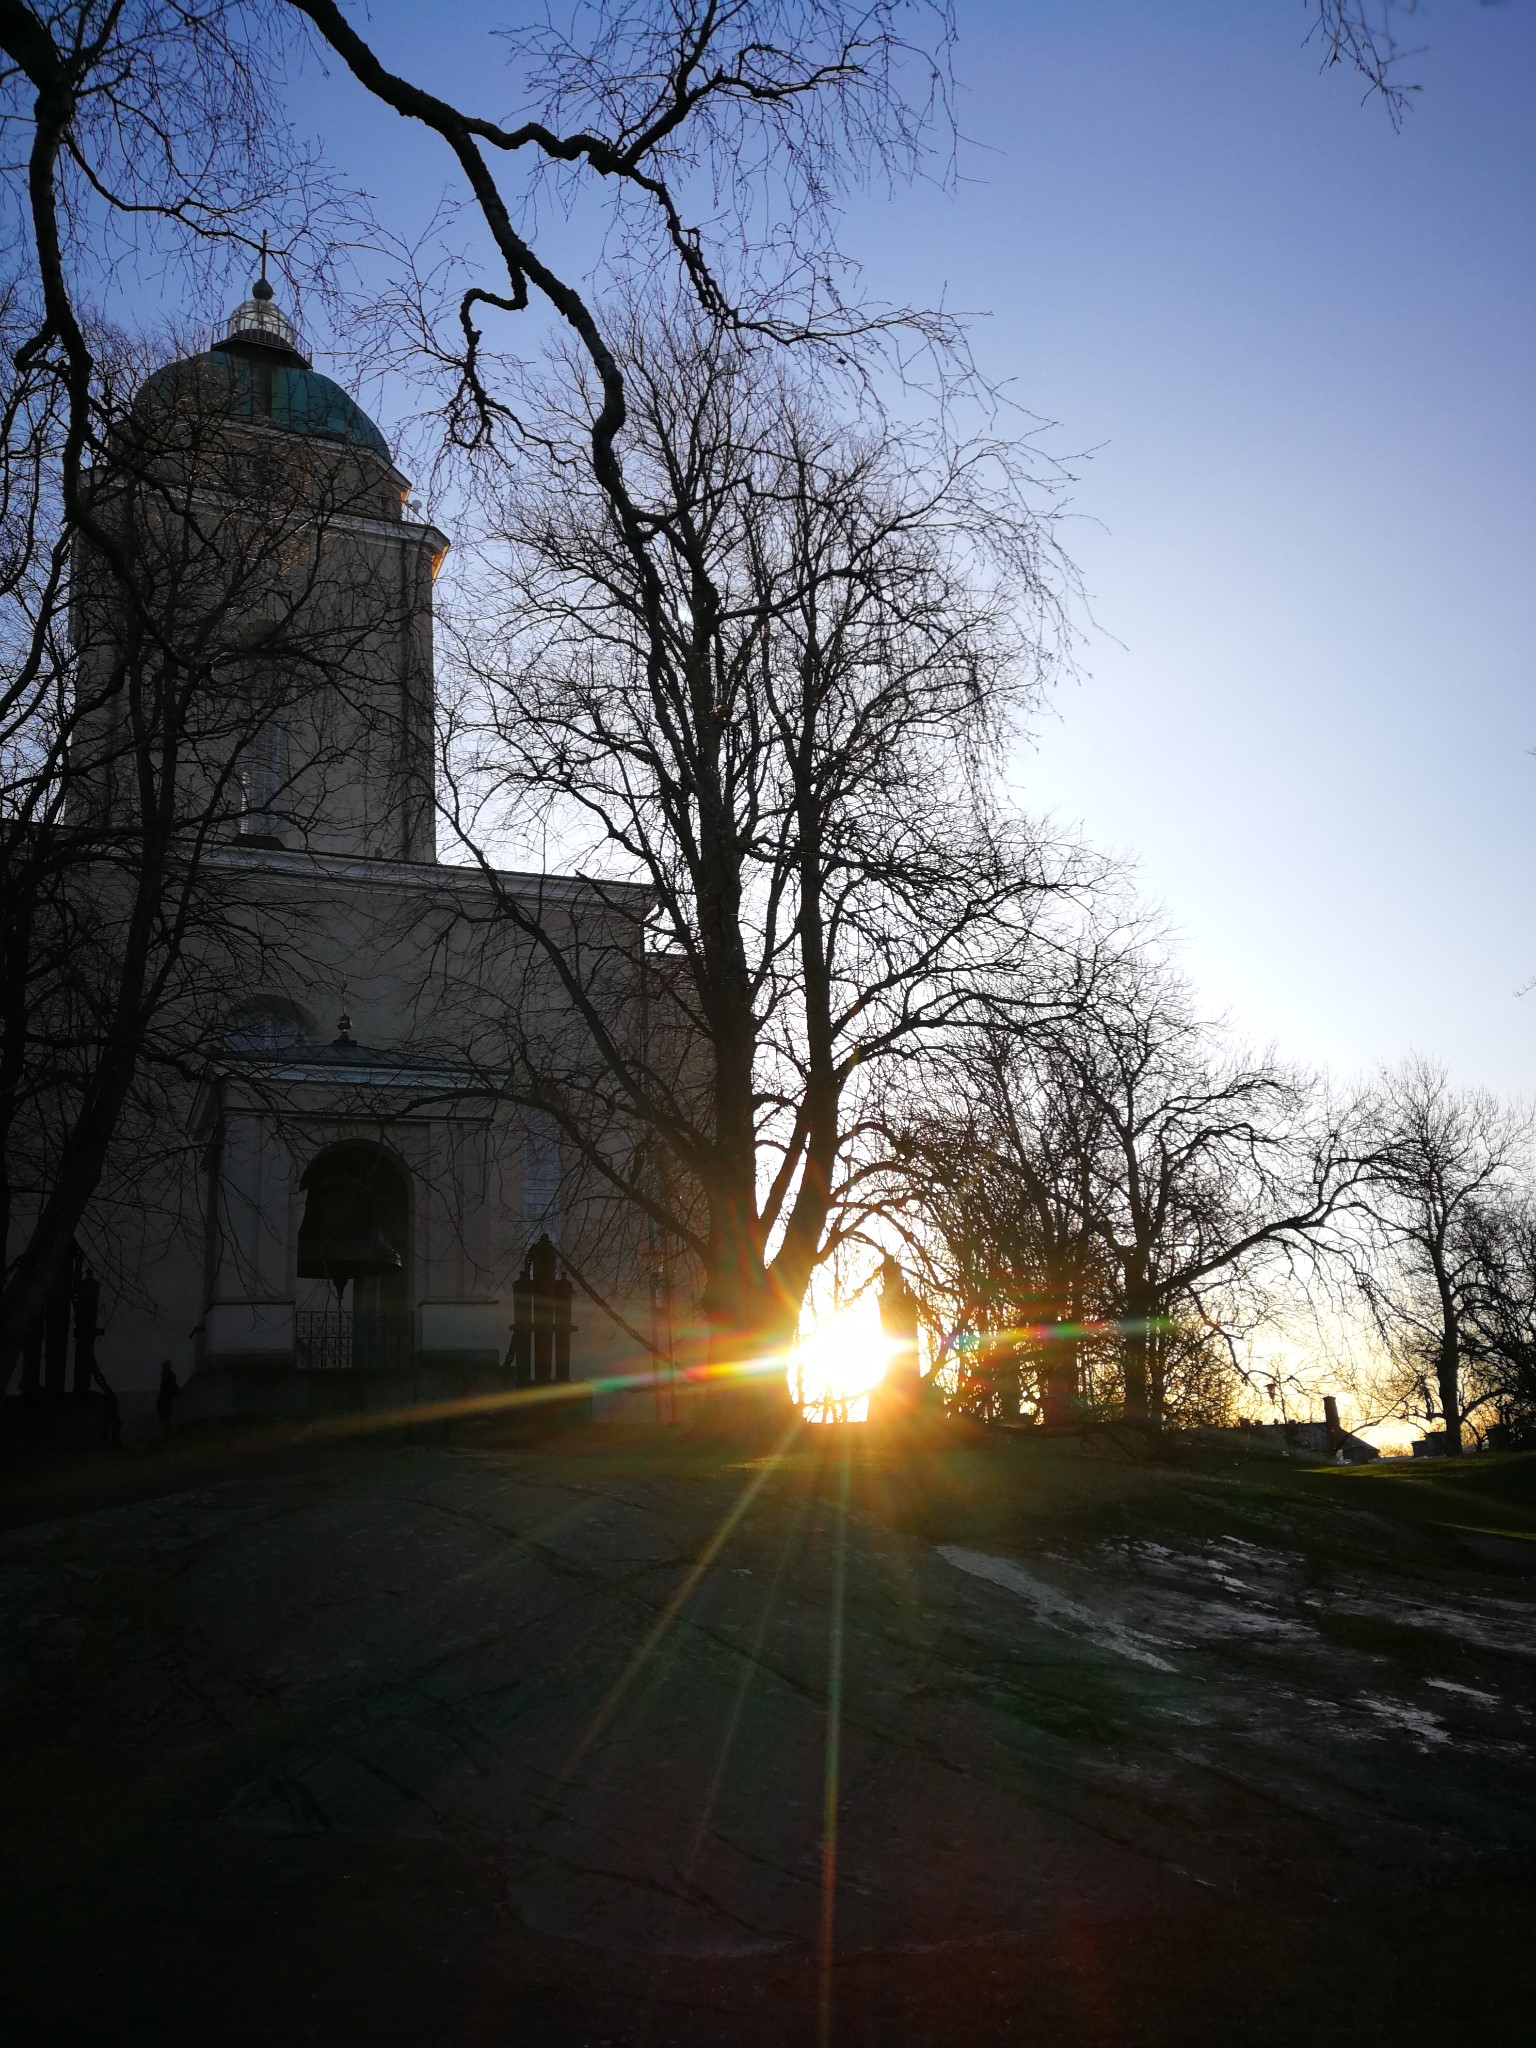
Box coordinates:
[231,452,270,496]
[239,714,287,837]
[225,1005,304,1053]
[522,1109,562,1244]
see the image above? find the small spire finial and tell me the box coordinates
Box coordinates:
[221,248,299,354]
[335,979,354,1047]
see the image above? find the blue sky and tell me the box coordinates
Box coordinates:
[847,0,1535,1096]
[265,1,1535,1094]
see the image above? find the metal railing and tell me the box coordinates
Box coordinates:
[295,1310,413,1372]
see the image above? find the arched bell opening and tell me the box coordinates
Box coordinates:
[295,1141,411,1369]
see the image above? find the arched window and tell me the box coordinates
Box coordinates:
[522,1109,562,1245]
[239,713,288,843]
[224,1002,306,1054]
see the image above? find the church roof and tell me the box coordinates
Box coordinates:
[137,277,393,463]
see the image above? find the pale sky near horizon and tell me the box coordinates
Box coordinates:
[265,1,1535,1100]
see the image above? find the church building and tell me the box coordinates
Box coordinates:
[64,279,669,1427]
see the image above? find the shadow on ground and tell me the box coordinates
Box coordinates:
[1,1424,1532,2044]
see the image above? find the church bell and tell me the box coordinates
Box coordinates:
[297,1157,404,1291]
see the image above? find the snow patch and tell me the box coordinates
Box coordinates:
[1424,1678,1502,1708]
[1358,1695,1449,1747]
[937,1546,1177,1672]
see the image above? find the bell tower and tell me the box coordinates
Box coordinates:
[99,277,450,863]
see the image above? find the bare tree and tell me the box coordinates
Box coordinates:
[1459,1188,1536,1446]
[1062,955,1374,1424]
[1309,1,1425,123]
[433,309,1077,1403]
[900,1023,1113,1426]
[0,0,967,1374]
[1357,1057,1533,1455]
[0,0,1431,1399]
[283,1,958,391]
[909,943,1372,1427]
[1,304,432,1386]
[0,0,367,1380]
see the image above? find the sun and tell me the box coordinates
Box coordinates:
[789,1294,891,1423]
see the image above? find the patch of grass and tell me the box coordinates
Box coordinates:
[1293,1451,1536,1536]
[837,1431,1536,1568]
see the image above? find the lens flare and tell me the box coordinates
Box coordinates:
[791,1295,891,1423]
[818,1432,852,2045]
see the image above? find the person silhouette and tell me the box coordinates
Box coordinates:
[155,1359,180,1433]
[92,1365,122,1447]
[869,1257,922,1427]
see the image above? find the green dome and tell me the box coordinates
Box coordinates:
[138,338,392,464]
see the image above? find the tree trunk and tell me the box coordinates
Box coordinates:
[694,1165,799,1434]
[1042,1327,1079,1427]
[1122,1274,1155,1425]
[1437,1340,1463,1456]
[1432,1260,1463,1456]
[1122,1332,1149,1423]
[1149,1324,1168,1429]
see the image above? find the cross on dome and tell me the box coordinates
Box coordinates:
[225,244,299,354]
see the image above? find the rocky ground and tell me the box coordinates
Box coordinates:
[0,1426,1532,2045]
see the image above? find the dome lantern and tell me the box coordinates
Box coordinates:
[222,272,304,360]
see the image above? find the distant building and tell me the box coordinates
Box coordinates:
[1213,1396,1380,1463]
[1253,1419,1379,1464]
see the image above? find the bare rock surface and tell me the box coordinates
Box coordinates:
[0,1435,1532,2044]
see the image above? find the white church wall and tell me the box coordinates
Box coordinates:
[426,1117,496,1300]
[419,1300,503,1357]
[206,1299,295,1355]
[212,1111,296,1309]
